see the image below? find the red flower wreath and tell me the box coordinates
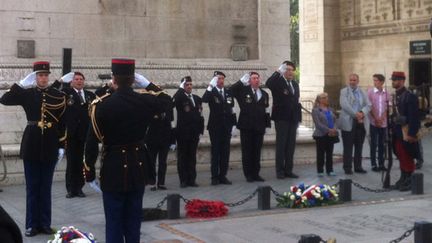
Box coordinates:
[185,199,228,218]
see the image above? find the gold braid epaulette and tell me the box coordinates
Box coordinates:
[136,89,167,96]
[89,93,110,142]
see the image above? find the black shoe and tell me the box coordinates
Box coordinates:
[246,177,254,183]
[254,176,265,182]
[276,174,285,179]
[211,178,219,185]
[65,192,75,198]
[150,186,157,191]
[285,173,299,179]
[344,170,353,175]
[378,166,387,171]
[25,228,38,237]
[354,169,367,174]
[39,227,54,235]
[416,161,423,169]
[219,177,232,185]
[180,182,188,188]
[371,166,380,172]
[157,185,167,190]
[188,182,199,187]
[76,190,86,198]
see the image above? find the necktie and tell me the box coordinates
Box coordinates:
[188,94,195,107]
[288,80,294,94]
[219,89,224,100]
[78,90,85,104]
[253,89,258,101]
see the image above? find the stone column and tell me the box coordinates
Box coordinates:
[258,0,291,70]
[299,0,341,102]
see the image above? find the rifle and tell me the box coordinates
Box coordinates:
[383,84,393,188]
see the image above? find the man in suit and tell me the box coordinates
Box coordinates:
[339,73,371,174]
[57,72,96,198]
[202,71,237,185]
[173,76,204,188]
[231,72,271,182]
[0,61,66,237]
[266,61,302,179]
[88,58,168,243]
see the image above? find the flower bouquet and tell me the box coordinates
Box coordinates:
[185,199,228,218]
[276,183,339,208]
[48,226,96,243]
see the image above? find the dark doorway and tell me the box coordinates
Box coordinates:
[409,58,431,112]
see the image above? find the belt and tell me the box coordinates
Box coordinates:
[27,120,53,128]
[27,121,38,126]
[104,142,144,152]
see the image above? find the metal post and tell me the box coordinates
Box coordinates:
[62,48,72,75]
[415,221,432,243]
[257,186,271,210]
[339,179,352,202]
[411,173,424,195]
[167,194,180,219]
[298,234,322,243]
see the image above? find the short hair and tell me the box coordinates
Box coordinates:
[282,61,296,71]
[373,74,385,82]
[314,92,328,107]
[74,71,85,80]
[349,73,359,80]
[113,75,134,87]
[249,71,260,77]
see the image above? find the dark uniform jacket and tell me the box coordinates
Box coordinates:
[90,83,168,192]
[230,81,271,133]
[145,94,175,146]
[0,205,22,243]
[202,87,237,131]
[265,71,302,123]
[173,89,205,140]
[0,84,66,162]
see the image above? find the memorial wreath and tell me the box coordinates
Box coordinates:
[185,199,228,218]
[48,226,96,243]
[276,183,339,208]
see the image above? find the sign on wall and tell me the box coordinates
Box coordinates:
[410,40,431,55]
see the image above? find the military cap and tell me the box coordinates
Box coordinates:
[112,58,135,76]
[213,71,226,77]
[33,61,50,74]
[390,71,406,80]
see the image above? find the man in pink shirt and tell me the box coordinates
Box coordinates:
[367,74,390,172]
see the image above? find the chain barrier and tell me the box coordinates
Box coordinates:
[270,187,283,198]
[352,181,392,193]
[179,195,191,204]
[155,196,168,209]
[389,226,416,243]
[225,189,259,207]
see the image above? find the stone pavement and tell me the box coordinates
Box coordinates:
[0,135,431,243]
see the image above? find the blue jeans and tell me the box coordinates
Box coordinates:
[102,189,145,243]
[370,125,386,167]
[23,160,56,229]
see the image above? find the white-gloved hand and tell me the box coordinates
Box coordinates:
[60,72,74,83]
[19,71,37,88]
[57,148,65,164]
[231,126,238,137]
[240,73,250,86]
[88,180,102,193]
[265,127,270,134]
[169,144,176,151]
[134,73,150,88]
[278,64,288,74]
[180,78,186,89]
[209,76,218,88]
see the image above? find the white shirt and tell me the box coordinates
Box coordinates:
[73,88,86,103]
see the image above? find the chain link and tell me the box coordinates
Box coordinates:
[155,196,168,209]
[389,226,416,243]
[352,181,392,193]
[225,189,259,207]
[179,195,191,204]
[270,188,283,198]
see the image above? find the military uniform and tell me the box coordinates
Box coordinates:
[202,84,236,184]
[173,85,204,187]
[230,80,270,181]
[0,61,66,236]
[89,59,167,243]
[266,70,302,178]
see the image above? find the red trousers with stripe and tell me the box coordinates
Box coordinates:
[393,139,415,173]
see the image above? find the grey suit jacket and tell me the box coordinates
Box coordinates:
[312,107,337,137]
[338,86,371,131]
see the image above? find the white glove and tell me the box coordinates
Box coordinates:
[88,180,102,193]
[180,79,186,89]
[231,126,238,137]
[240,73,250,86]
[169,144,176,151]
[19,71,37,88]
[278,64,288,74]
[60,72,74,83]
[209,76,218,88]
[265,127,270,134]
[134,73,150,88]
[57,148,65,164]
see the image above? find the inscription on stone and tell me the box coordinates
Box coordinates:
[17,40,35,58]
[303,0,318,26]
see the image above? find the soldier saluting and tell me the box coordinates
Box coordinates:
[88,58,168,243]
[0,61,67,237]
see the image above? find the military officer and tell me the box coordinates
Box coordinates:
[173,76,204,188]
[230,72,271,182]
[55,72,96,198]
[0,61,67,237]
[202,71,237,185]
[88,58,167,243]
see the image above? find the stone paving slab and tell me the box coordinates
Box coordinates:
[0,135,430,242]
